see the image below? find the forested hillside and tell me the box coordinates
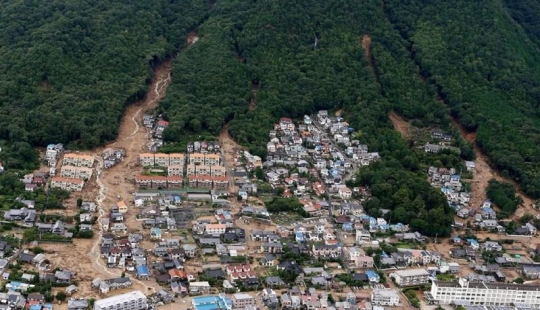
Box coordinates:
[159,0,456,236]
[0,0,207,148]
[3,0,540,235]
[383,0,540,198]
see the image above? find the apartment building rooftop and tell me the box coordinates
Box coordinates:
[94,290,146,308]
[434,279,540,291]
[394,268,429,277]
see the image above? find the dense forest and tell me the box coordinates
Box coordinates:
[383,0,540,198]
[3,0,540,235]
[0,0,207,150]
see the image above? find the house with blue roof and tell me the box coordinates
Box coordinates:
[7,281,22,291]
[441,187,453,194]
[481,207,496,219]
[365,270,380,283]
[360,215,370,221]
[295,232,305,243]
[136,265,150,279]
[368,217,378,232]
[467,239,479,250]
[390,223,409,232]
[342,222,353,232]
[238,191,248,200]
[150,227,162,240]
[378,224,390,231]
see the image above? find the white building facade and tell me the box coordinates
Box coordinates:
[371,289,400,306]
[94,290,147,310]
[430,278,540,306]
[391,269,430,286]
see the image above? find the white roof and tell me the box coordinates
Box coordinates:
[372,288,399,297]
[94,290,146,307]
[233,293,253,300]
[189,281,210,287]
[394,268,429,277]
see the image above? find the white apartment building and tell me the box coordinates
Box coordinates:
[189,153,205,165]
[371,289,400,306]
[231,293,256,309]
[63,154,94,168]
[154,153,170,167]
[391,268,430,287]
[169,153,185,166]
[94,290,147,310]
[60,166,93,179]
[196,165,211,176]
[211,166,226,176]
[429,278,540,306]
[186,164,197,176]
[205,224,226,235]
[204,153,221,166]
[167,165,184,176]
[139,153,155,167]
[51,177,84,192]
[140,153,186,167]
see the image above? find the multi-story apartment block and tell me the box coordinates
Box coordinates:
[211,166,226,177]
[60,166,93,180]
[167,165,184,176]
[390,269,430,287]
[135,176,153,188]
[188,175,213,189]
[198,176,213,188]
[139,153,155,167]
[204,153,221,166]
[51,177,84,192]
[167,176,183,188]
[151,176,167,188]
[205,224,227,235]
[169,153,185,166]
[231,293,256,310]
[186,165,197,176]
[154,153,170,167]
[196,165,211,176]
[94,290,147,310]
[430,278,540,306]
[140,153,186,167]
[188,175,198,188]
[134,176,183,188]
[371,289,400,306]
[63,154,94,168]
[189,153,205,165]
[213,176,229,189]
